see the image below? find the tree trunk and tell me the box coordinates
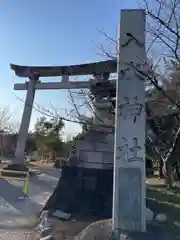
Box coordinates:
[174,162,180,179]
[164,161,174,188]
[159,158,164,178]
[163,127,180,188]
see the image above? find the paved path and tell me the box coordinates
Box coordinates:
[0,168,60,239]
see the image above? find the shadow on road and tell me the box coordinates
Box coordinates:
[0,179,42,215]
[30,176,58,192]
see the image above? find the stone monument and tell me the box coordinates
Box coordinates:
[113,10,146,233]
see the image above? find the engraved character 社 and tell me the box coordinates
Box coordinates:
[117,137,143,163]
[128,137,143,162]
[119,96,143,123]
[117,137,129,162]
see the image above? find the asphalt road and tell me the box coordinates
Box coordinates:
[0,165,61,239]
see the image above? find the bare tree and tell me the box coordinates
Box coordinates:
[144,0,180,63]
[139,0,180,187]
[0,106,19,134]
[77,0,180,187]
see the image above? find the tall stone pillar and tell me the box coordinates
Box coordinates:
[15,75,38,164]
[113,10,146,232]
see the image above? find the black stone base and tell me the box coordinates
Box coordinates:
[45,166,113,219]
[2,164,29,178]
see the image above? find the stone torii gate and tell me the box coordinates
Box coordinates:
[11,9,146,233]
[11,60,116,164]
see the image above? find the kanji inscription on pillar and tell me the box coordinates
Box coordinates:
[117,137,143,163]
[118,96,143,123]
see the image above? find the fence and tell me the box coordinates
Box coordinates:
[0,169,30,195]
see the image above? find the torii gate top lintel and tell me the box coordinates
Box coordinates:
[10,60,117,78]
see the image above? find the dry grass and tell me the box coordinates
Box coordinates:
[146,178,180,237]
[0,163,8,169]
[28,161,54,168]
[49,217,100,240]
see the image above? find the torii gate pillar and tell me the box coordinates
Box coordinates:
[15,75,38,164]
[113,9,146,234]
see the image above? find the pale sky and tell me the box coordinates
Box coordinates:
[0,0,138,137]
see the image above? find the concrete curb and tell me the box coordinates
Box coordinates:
[39,211,54,240]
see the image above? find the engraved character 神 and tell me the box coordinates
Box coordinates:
[119,96,143,123]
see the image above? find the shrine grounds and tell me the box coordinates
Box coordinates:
[40,177,180,240]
